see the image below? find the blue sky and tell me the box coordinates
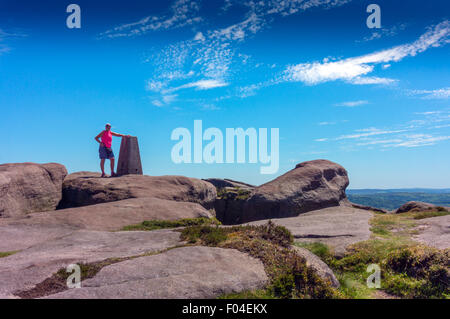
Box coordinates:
[0,0,449,188]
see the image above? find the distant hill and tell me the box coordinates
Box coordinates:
[347,188,450,195]
[347,189,450,210]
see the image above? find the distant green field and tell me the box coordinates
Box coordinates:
[347,192,450,210]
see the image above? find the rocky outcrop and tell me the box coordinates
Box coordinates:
[395,201,448,214]
[58,172,216,210]
[43,246,268,299]
[292,246,339,288]
[214,160,349,224]
[0,163,67,218]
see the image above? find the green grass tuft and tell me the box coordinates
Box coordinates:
[294,242,335,266]
[0,251,17,258]
[413,210,450,220]
[181,225,228,246]
[295,210,450,299]
[217,186,251,200]
[122,217,220,231]
[182,221,339,299]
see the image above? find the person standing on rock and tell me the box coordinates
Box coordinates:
[95,123,129,178]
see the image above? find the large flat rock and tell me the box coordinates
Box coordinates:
[0,163,67,218]
[248,206,373,256]
[59,172,216,209]
[1,197,213,233]
[44,246,268,299]
[0,224,76,252]
[0,229,182,298]
[414,215,450,249]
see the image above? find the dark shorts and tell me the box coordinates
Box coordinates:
[99,145,114,159]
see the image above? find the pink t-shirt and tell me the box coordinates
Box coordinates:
[101,130,112,148]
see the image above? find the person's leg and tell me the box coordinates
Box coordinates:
[100,159,106,177]
[110,157,116,176]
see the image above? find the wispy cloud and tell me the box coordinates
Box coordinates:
[98,0,202,39]
[137,0,355,103]
[152,99,164,107]
[318,120,348,126]
[161,79,229,94]
[201,103,220,111]
[210,13,264,42]
[0,28,26,56]
[335,128,408,141]
[315,110,450,149]
[334,100,368,107]
[350,76,397,85]
[248,0,352,17]
[360,23,407,42]
[408,87,450,99]
[387,134,450,148]
[283,20,450,85]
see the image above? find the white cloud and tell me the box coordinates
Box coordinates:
[162,94,177,103]
[350,76,397,85]
[316,111,450,150]
[146,80,165,92]
[163,79,228,93]
[194,32,205,41]
[0,28,26,56]
[250,0,352,17]
[201,103,220,111]
[283,21,450,85]
[415,111,442,115]
[387,134,450,148]
[360,23,407,42]
[152,100,164,107]
[334,100,368,107]
[98,0,202,38]
[141,0,356,100]
[210,13,264,42]
[356,139,403,146]
[409,87,450,99]
[335,129,407,140]
[237,83,265,98]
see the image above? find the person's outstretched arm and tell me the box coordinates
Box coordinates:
[95,131,105,145]
[111,132,130,137]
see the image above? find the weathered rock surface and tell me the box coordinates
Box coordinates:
[0,224,75,252]
[0,229,182,298]
[215,160,349,224]
[44,246,268,299]
[414,215,450,249]
[1,197,212,233]
[292,246,339,288]
[0,163,67,218]
[248,206,373,257]
[395,201,448,214]
[58,172,216,210]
